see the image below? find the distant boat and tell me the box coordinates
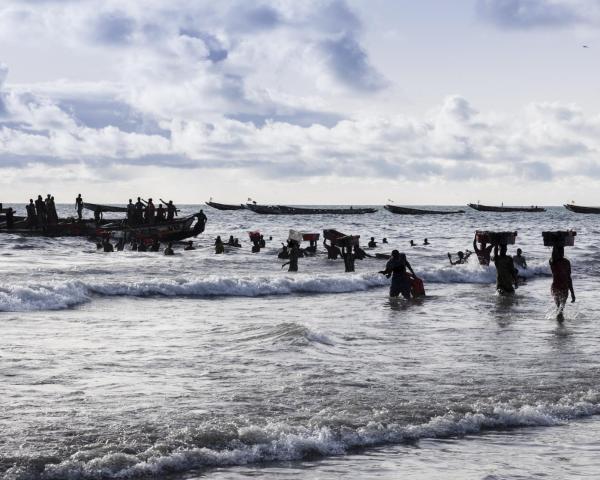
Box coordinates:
[384,205,465,215]
[205,201,245,211]
[468,203,546,213]
[564,203,600,214]
[245,204,377,215]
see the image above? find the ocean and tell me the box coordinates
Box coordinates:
[1,204,598,479]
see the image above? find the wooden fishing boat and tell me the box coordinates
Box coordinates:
[245,204,377,215]
[468,203,546,213]
[205,201,245,211]
[385,205,465,215]
[564,204,600,214]
[0,219,98,236]
[96,211,207,242]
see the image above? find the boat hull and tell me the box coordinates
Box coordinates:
[206,201,245,211]
[384,205,465,215]
[468,203,546,213]
[564,204,600,214]
[246,204,377,215]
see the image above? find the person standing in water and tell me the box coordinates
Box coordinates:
[341,244,355,272]
[282,242,299,272]
[493,244,518,294]
[379,250,417,299]
[473,234,493,266]
[550,246,575,319]
[514,248,527,269]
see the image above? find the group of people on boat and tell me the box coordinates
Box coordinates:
[125,198,178,226]
[25,194,59,228]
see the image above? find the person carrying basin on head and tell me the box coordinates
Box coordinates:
[493,244,518,294]
[379,250,419,299]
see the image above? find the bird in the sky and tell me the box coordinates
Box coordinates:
[583,45,590,48]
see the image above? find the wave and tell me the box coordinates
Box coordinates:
[0,274,389,312]
[0,261,553,312]
[7,391,600,480]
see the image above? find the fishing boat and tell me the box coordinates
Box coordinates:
[0,218,99,236]
[96,211,207,242]
[205,201,245,211]
[468,203,546,213]
[245,204,377,215]
[564,204,600,214]
[384,205,465,215]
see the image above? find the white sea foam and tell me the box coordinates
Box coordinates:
[0,274,389,312]
[0,262,553,312]
[10,394,600,480]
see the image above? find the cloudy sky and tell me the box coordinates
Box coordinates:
[1,0,600,205]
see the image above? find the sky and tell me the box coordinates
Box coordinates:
[1,0,600,205]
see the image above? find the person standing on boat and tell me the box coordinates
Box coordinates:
[145,199,156,224]
[166,200,177,221]
[135,197,144,224]
[127,199,135,225]
[379,250,417,299]
[493,244,518,294]
[48,196,58,225]
[550,246,575,319]
[75,194,84,221]
[35,195,46,227]
[473,234,493,266]
[156,204,166,223]
[26,199,37,228]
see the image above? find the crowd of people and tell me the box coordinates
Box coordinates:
[25,194,59,228]
[124,198,179,225]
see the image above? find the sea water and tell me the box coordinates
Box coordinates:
[1,204,599,479]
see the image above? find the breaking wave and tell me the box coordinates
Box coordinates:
[6,392,600,480]
[0,274,389,312]
[0,262,552,312]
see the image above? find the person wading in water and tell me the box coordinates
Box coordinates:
[379,250,417,299]
[549,246,575,320]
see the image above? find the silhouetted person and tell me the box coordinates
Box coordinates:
[130,240,138,251]
[410,240,415,247]
[164,242,174,255]
[127,199,135,225]
[423,238,430,246]
[228,235,235,246]
[379,250,416,299]
[368,237,377,248]
[102,237,114,252]
[115,237,125,251]
[382,238,388,244]
[494,244,518,294]
[156,204,166,222]
[184,241,195,251]
[342,245,355,272]
[35,195,46,227]
[135,197,144,224]
[282,243,299,271]
[550,246,575,319]
[138,241,147,252]
[278,244,290,259]
[75,194,83,220]
[26,199,37,228]
[166,200,177,221]
[259,235,266,248]
[145,198,155,224]
[150,239,160,252]
[215,236,225,254]
[323,239,341,259]
[5,208,15,229]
